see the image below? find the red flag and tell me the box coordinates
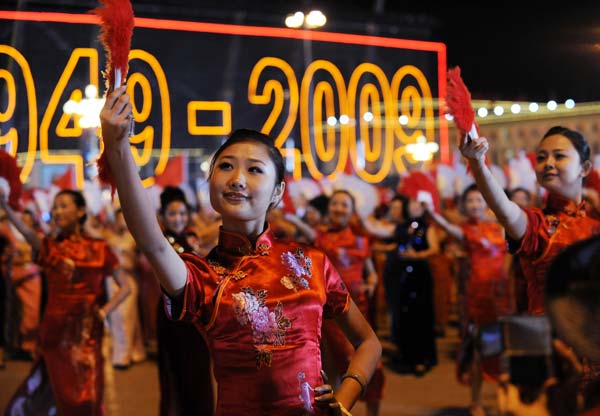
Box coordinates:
[0,149,23,210]
[53,166,76,190]
[155,154,186,188]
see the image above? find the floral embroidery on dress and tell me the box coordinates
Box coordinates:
[297,372,314,412]
[231,287,291,368]
[280,248,313,291]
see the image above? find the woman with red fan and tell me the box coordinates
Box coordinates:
[2,189,131,416]
[460,126,600,314]
[100,87,381,415]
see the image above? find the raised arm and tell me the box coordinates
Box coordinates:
[0,193,41,252]
[100,86,186,296]
[424,201,464,241]
[283,213,317,243]
[362,216,395,240]
[460,136,527,241]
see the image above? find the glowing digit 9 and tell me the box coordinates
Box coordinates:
[0,45,38,183]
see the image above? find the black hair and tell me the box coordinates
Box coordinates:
[330,189,356,213]
[308,194,329,217]
[55,189,87,225]
[209,129,285,185]
[541,126,590,164]
[391,193,410,222]
[159,186,190,216]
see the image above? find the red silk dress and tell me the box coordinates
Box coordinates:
[461,219,513,381]
[509,194,600,315]
[164,226,350,416]
[461,219,512,325]
[314,225,384,402]
[5,234,118,416]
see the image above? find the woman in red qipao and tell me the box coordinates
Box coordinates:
[460,125,600,403]
[426,184,513,416]
[316,190,384,416]
[2,189,130,416]
[100,85,381,416]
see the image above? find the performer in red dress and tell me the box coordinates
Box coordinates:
[310,190,383,416]
[427,184,513,416]
[101,90,381,416]
[2,189,130,416]
[460,125,600,406]
[460,126,600,313]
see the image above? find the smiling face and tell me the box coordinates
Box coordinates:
[209,141,284,235]
[162,200,189,235]
[535,134,591,199]
[51,193,85,233]
[328,191,354,228]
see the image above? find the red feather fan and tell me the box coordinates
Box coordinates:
[93,0,135,196]
[0,150,23,211]
[446,66,479,139]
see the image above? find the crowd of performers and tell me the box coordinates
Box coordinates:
[1,114,600,415]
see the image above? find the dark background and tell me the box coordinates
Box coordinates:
[5,0,599,102]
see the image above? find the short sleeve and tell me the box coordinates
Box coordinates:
[162,253,208,324]
[506,207,546,258]
[322,255,350,319]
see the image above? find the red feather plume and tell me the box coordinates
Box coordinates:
[446,66,478,137]
[92,0,134,196]
[0,150,23,211]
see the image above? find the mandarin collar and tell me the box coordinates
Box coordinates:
[217,224,274,257]
[544,193,586,217]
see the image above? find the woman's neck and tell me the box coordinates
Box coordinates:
[222,218,266,244]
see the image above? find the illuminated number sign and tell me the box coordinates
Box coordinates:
[0,11,448,187]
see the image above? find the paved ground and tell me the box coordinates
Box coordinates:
[0,325,498,416]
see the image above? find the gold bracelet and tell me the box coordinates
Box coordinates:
[340,372,367,397]
[338,402,353,416]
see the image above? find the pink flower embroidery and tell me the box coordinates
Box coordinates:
[232,287,291,354]
[280,248,313,291]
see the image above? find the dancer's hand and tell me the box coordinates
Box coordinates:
[100,85,133,150]
[459,134,488,163]
[314,384,352,415]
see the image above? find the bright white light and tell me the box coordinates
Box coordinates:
[285,11,304,28]
[565,99,575,109]
[529,102,539,112]
[547,100,557,111]
[477,107,488,118]
[327,116,337,126]
[405,135,439,161]
[363,112,374,122]
[398,115,409,125]
[84,84,98,99]
[510,103,521,114]
[339,114,350,125]
[63,100,78,114]
[493,105,504,116]
[305,10,326,28]
[444,113,454,121]
[200,161,210,172]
